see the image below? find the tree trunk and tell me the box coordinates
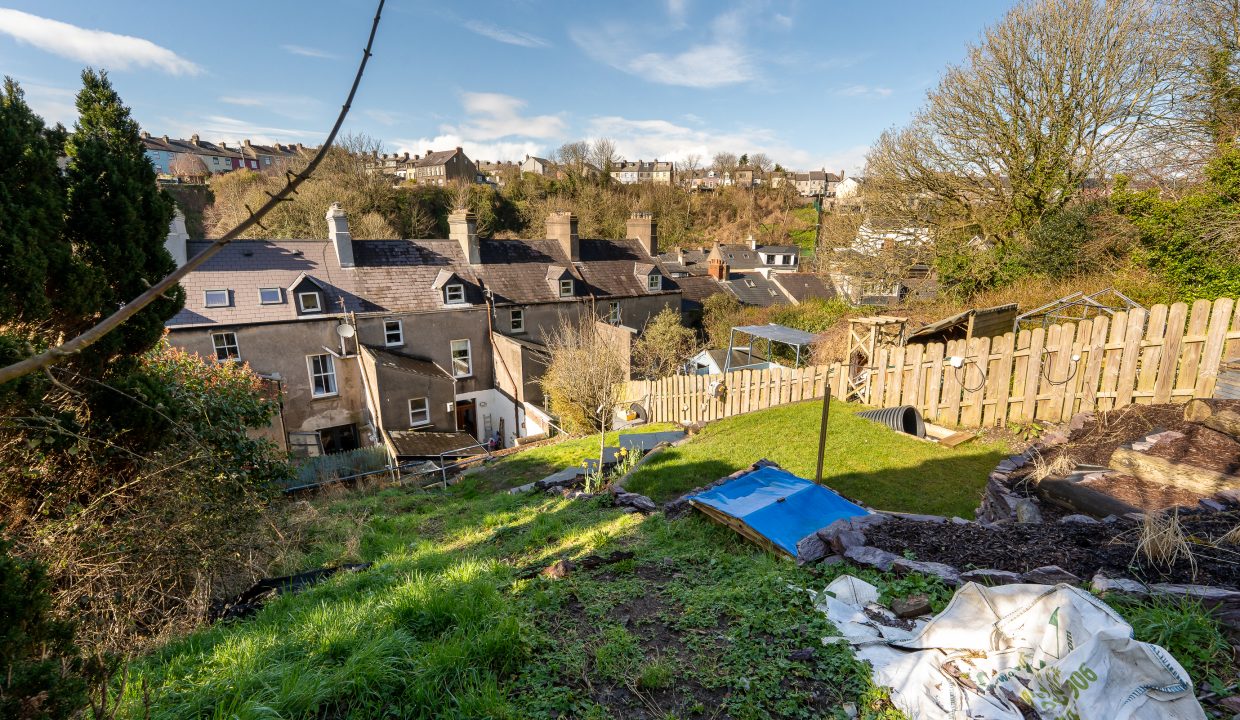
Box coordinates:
[1109,446,1240,496]
[1183,398,1240,439]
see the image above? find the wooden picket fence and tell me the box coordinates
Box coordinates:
[625,297,1240,429]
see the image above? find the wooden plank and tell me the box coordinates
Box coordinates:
[1226,300,1240,363]
[961,336,990,427]
[1177,300,1212,398]
[1110,447,1240,496]
[1135,305,1167,405]
[990,332,1016,427]
[943,339,965,427]
[1114,308,1147,410]
[1021,328,1046,422]
[887,345,906,407]
[1153,303,1187,405]
[1098,311,1129,412]
[903,343,924,407]
[1044,324,1074,422]
[1079,316,1109,413]
[872,346,889,407]
[939,431,977,448]
[1037,325,1062,419]
[925,342,946,422]
[1195,298,1235,398]
[1009,330,1030,424]
[1059,320,1090,419]
[979,334,1002,426]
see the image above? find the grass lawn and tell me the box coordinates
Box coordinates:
[624,399,1010,518]
[117,403,1227,719]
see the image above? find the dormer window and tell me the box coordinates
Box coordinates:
[445,284,465,304]
[204,289,230,308]
[559,278,574,297]
[298,291,322,313]
[647,274,662,291]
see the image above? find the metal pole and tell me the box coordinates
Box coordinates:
[814,390,831,484]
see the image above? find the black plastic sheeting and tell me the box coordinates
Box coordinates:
[856,406,926,438]
[209,563,371,622]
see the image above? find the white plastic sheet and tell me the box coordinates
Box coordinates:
[812,576,1205,720]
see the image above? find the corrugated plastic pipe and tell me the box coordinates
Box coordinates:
[856,405,926,438]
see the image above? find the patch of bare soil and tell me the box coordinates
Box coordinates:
[1143,423,1240,476]
[864,512,1240,588]
[1064,403,1188,467]
[1078,473,1210,511]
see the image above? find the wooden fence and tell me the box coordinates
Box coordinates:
[625,298,1240,429]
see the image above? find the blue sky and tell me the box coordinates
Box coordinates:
[0,1,1013,173]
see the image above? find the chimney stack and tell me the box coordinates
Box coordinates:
[546,211,579,262]
[707,242,729,281]
[190,133,200,146]
[325,203,354,268]
[626,211,658,257]
[449,209,480,265]
[747,234,757,251]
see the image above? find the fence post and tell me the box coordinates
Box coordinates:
[1196,298,1235,397]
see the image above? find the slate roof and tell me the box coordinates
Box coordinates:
[656,243,797,275]
[414,148,462,167]
[770,273,836,303]
[673,275,725,304]
[722,272,787,307]
[363,345,451,379]
[169,236,679,328]
[387,430,482,458]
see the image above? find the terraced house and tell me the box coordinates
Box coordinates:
[164,206,680,460]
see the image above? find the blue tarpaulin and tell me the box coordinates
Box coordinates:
[688,465,869,558]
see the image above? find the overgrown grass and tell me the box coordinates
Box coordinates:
[120,475,912,719]
[1111,595,1234,688]
[624,399,1009,517]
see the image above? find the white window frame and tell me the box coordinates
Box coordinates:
[307,354,337,397]
[204,289,230,308]
[211,332,240,361]
[259,287,283,304]
[383,319,404,346]
[559,278,574,297]
[297,291,322,313]
[608,302,620,324]
[445,283,465,304]
[408,397,430,427]
[450,339,472,378]
[510,308,524,333]
[647,274,661,291]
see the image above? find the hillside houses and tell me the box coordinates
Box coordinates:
[610,160,675,185]
[656,237,836,309]
[141,133,304,177]
[163,206,680,458]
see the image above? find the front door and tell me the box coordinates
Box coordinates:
[456,400,477,439]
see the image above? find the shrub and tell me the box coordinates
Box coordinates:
[0,537,105,720]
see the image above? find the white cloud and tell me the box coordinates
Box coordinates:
[218,96,263,107]
[666,0,689,27]
[463,20,549,48]
[836,84,892,98]
[819,145,870,175]
[445,92,565,141]
[571,8,757,88]
[280,44,337,59]
[219,94,321,121]
[16,81,76,126]
[0,9,200,75]
[160,115,322,145]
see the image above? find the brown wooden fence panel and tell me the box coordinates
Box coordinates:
[624,298,1239,428]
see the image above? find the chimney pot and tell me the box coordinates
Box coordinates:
[326,202,355,268]
[190,133,200,145]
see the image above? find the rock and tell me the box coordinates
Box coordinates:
[1059,514,1099,525]
[819,554,844,566]
[507,482,536,494]
[890,513,949,524]
[892,557,962,586]
[951,517,970,525]
[1021,565,1081,585]
[1068,412,1095,433]
[1090,573,1149,597]
[1218,488,1240,506]
[1219,696,1240,714]
[843,545,901,572]
[1040,430,1069,447]
[960,568,1022,586]
[541,559,574,579]
[787,648,816,662]
[796,533,829,565]
[830,529,867,555]
[613,491,657,513]
[891,594,933,618]
[1200,498,1226,512]
[1015,499,1044,524]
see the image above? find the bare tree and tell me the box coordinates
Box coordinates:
[590,137,618,176]
[680,153,701,187]
[557,140,590,176]
[749,152,773,174]
[169,152,209,181]
[712,151,738,183]
[540,315,627,434]
[863,0,1174,245]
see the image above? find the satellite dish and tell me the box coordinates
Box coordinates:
[336,323,356,338]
